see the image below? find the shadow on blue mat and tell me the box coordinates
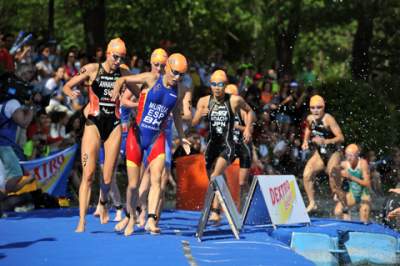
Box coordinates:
[0,253,6,260]
[161,216,199,222]
[90,230,121,235]
[5,209,79,220]
[0,237,56,250]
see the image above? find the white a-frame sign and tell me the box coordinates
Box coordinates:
[196,175,310,241]
[196,175,242,241]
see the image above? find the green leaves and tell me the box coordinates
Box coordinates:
[319,77,400,152]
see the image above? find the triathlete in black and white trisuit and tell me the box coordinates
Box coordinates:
[204,93,236,172]
[192,70,256,223]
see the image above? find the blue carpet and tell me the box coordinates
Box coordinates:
[0,208,314,266]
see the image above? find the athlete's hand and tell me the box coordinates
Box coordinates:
[311,136,325,145]
[243,127,252,144]
[70,90,81,100]
[111,87,120,101]
[301,142,309,150]
[389,188,400,194]
[234,123,245,132]
[387,207,400,220]
[180,138,191,155]
[341,169,349,179]
[254,159,264,169]
[112,78,125,101]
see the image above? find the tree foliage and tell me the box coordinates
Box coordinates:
[1,0,399,149]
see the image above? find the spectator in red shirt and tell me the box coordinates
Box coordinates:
[0,33,15,73]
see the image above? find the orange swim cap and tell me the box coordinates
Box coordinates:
[210,70,228,83]
[106,38,127,56]
[225,84,239,95]
[166,53,188,73]
[345,144,360,155]
[309,95,325,107]
[151,48,168,64]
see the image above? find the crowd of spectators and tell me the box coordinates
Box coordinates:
[1,32,400,207]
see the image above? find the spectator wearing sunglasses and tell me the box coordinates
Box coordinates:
[301,95,346,213]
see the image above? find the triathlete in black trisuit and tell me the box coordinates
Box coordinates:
[225,84,255,209]
[301,95,346,213]
[63,38,131,232]
[192,70,255,223]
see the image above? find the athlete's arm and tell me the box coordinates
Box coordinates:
[345,159,371,188]
[172,103,185,143]
[235,109,248,132]
[112,72,154,101]
[63,64,95,99]
[389,188,400,194]
[121,67,143,99]
[181,87,193,122]
[387,207,400,220]
[339,161,348,177]
[239,104,256,133]
[192,96,208,127]
[302,116,312,150]
[121,89,138,109]
[325,114,344,145]
[175,104,191,153]
[251,145,264,169]
[233,95,255,143]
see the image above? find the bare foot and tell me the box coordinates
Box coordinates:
[306,202,317,213]
[113,209,123,222]
[124,216,135,236]
[137,209,146,228]
[99,205,109,224]
[115,217,129,232]
[75,219,86,233]
[93,204,101,217]
[209,211,221,225]
[145,218,161,235]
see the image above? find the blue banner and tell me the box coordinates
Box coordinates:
[20,145,78,197]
